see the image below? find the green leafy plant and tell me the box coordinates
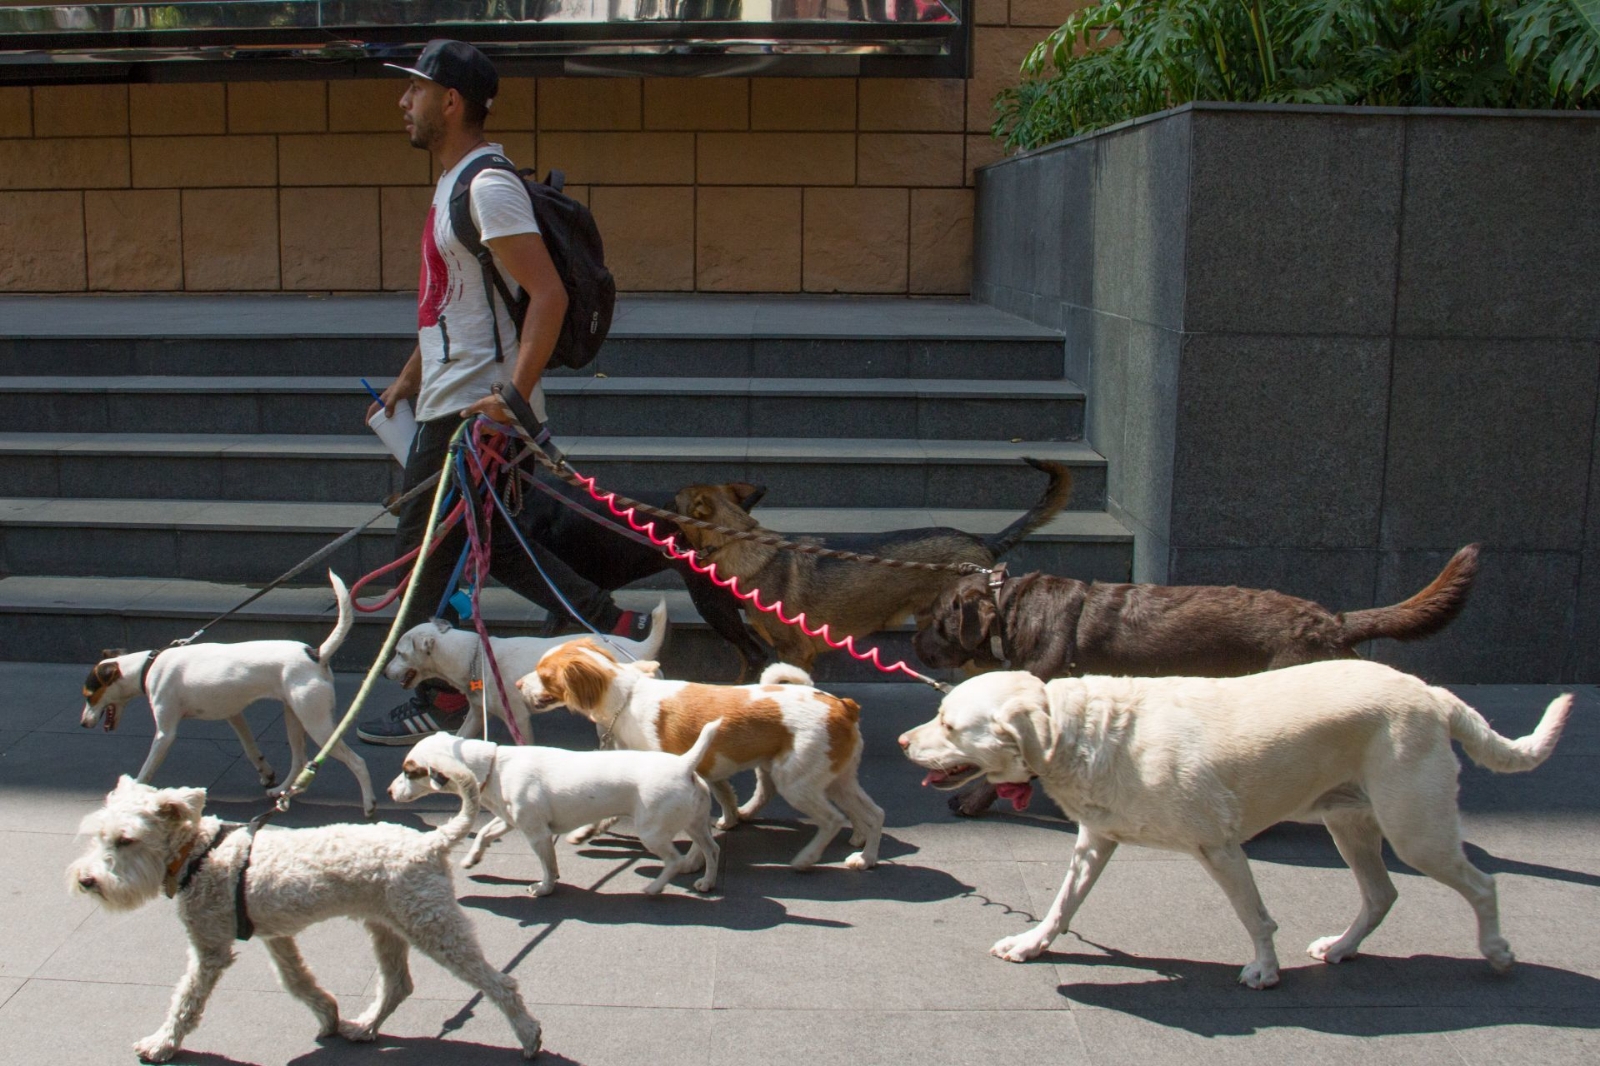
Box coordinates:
[995,0,1600,151]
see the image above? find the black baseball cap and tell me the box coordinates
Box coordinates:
[386,39,498,110]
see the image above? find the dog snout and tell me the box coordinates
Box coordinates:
[76,874,98,892]
[897,732,911,751]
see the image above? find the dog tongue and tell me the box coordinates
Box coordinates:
[996,782,1032,811]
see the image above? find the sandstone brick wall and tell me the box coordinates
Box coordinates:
[0,0,1080,295]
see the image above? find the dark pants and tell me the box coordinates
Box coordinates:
[395,416,622,637]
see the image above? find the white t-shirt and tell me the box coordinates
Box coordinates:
[415,143,550,424]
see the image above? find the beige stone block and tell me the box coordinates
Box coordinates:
[589,186,693,292]
[182,188,279,290]
[329,78,406,132]
[803,187,908,294]
[538,79,641,131]
[130,84,225,135]
[493,133,538,173]
[85,190,182,290]
[970,27,1048,131]
[33,85,127,137]
[562,184,590,206]
[0,191,85,291]
[1010,0,1093,27]
[228,81,327,133]
[380,185,433,291]
[909,188,973,295]
[537,132,693,185]
[858,134,965,187]
[279,133,430,186]
[859,79,964,132]
[697,187,800,293]
[643,79,748,131]
[974,0,1009,25]
[488,78,536,131]
[965,133,1009,185]
[750,80,855,131]
[0,139,129,189]
[697,133,853,186]
[0,88,32,138]
[132,136,276,188]
[281,187,380,291]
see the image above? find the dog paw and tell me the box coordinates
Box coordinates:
[462,852,483,869]
[1307,936,1356,964]
[133,1035,178,1062]
[843,851,876,870]
[530,881,557,897]
[339,1019,379,1042]
[259,769,277,788]
[1485,943,1516,973]
[990,930,1050,963]
[715,815,741,831]
[1237,962,1280,989]
[693,876,717,893]
[565,826,597,845]
[362,803,378,821]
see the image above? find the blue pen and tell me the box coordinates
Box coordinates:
[360,378,385,406]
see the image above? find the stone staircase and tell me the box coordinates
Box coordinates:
[0,294,1132,681]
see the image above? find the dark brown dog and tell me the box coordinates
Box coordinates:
[672,459,1074,672]
[915,544,1480,814]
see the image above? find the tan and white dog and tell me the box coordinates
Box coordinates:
[389,722,722,896]
[518,639,884,871]
[80,571,377,817]
[899,661,1572,988]
[384,596,669,744]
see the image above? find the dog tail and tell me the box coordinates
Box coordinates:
[1449,691,1572,774]
[679,718,722,777]
[983,458,1074,559]
[423,753,482,852]
[759,662,812,686]
[1336,544,1479,646]
[315,570,356,666]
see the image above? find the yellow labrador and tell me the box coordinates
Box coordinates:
[898,660,1571,988]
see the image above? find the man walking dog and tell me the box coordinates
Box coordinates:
[359,40,650,745]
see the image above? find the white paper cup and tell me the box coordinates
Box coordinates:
[367,399,417,465]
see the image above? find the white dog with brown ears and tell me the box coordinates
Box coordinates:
[382,596,669,744]
[900,659,1571,988]
[80,571,378,817]
[518,638,884,871]
[389,720,723,896]
[67,767,542,1062]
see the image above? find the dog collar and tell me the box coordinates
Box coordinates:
[138,648,163,696]
[170,822,238,896]
[986,565,1010,666]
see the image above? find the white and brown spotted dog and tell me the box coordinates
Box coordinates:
[517,639,883,871]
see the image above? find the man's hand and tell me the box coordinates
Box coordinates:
[459,391,516,425]
[370,347,423,422]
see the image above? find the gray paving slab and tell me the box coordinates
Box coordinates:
[1,665,1595,1064]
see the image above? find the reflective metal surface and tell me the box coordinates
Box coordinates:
[0,0,968,79]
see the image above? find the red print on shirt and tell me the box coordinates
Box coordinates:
[417,204,448,328]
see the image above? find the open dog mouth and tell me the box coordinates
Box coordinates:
[920,764,986,790]
[399,669,418,689]
[104,704,119,732]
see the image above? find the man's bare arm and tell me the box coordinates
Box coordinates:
[369,344,422,421]
[459,229,568,423]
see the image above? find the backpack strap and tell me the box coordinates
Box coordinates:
[448,153,524,363]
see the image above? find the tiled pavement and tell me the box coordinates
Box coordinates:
[2,662,1596,1065]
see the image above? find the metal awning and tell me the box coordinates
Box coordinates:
[0,0,971,80]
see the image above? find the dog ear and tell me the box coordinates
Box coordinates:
[729,483,764,512]
[420,633,437,655]
[430,617,451,634]
[428,769,452,790]
[956,587,997,653]
[558,654,612,712]
[991,683,1056,772]
[630,659,663,677]
[157,786,207,825]
[100,648,127,660]
[676,487,715,522]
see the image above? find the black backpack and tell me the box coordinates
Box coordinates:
[448,154,615,370]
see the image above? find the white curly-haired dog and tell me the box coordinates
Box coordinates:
[518,639,884,871]
[389,720,722,896]
[67,769,542,1062]
[80,571,377,817]
[899,660,1572,988]
[383,596,669,744]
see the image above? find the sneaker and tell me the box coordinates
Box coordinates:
[356,687,469,746]
[609,608,652,642]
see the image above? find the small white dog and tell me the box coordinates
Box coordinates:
[390,721,723,896]
[382,596,669,744]
[899,660,1572,988]
[519,639,884,871]
[67,769,542,1062]
[80,571,377,817]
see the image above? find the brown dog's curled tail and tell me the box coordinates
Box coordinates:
[1336,543,1479,645]
[984,458,1075,559]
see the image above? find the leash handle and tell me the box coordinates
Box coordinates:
[492,383,553,451]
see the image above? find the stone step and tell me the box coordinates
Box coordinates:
[0,293,1067,380]
[0,576,955,685]
[0,375,1085,442]
[0,498,1133,587]
[0,434,1107,509]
